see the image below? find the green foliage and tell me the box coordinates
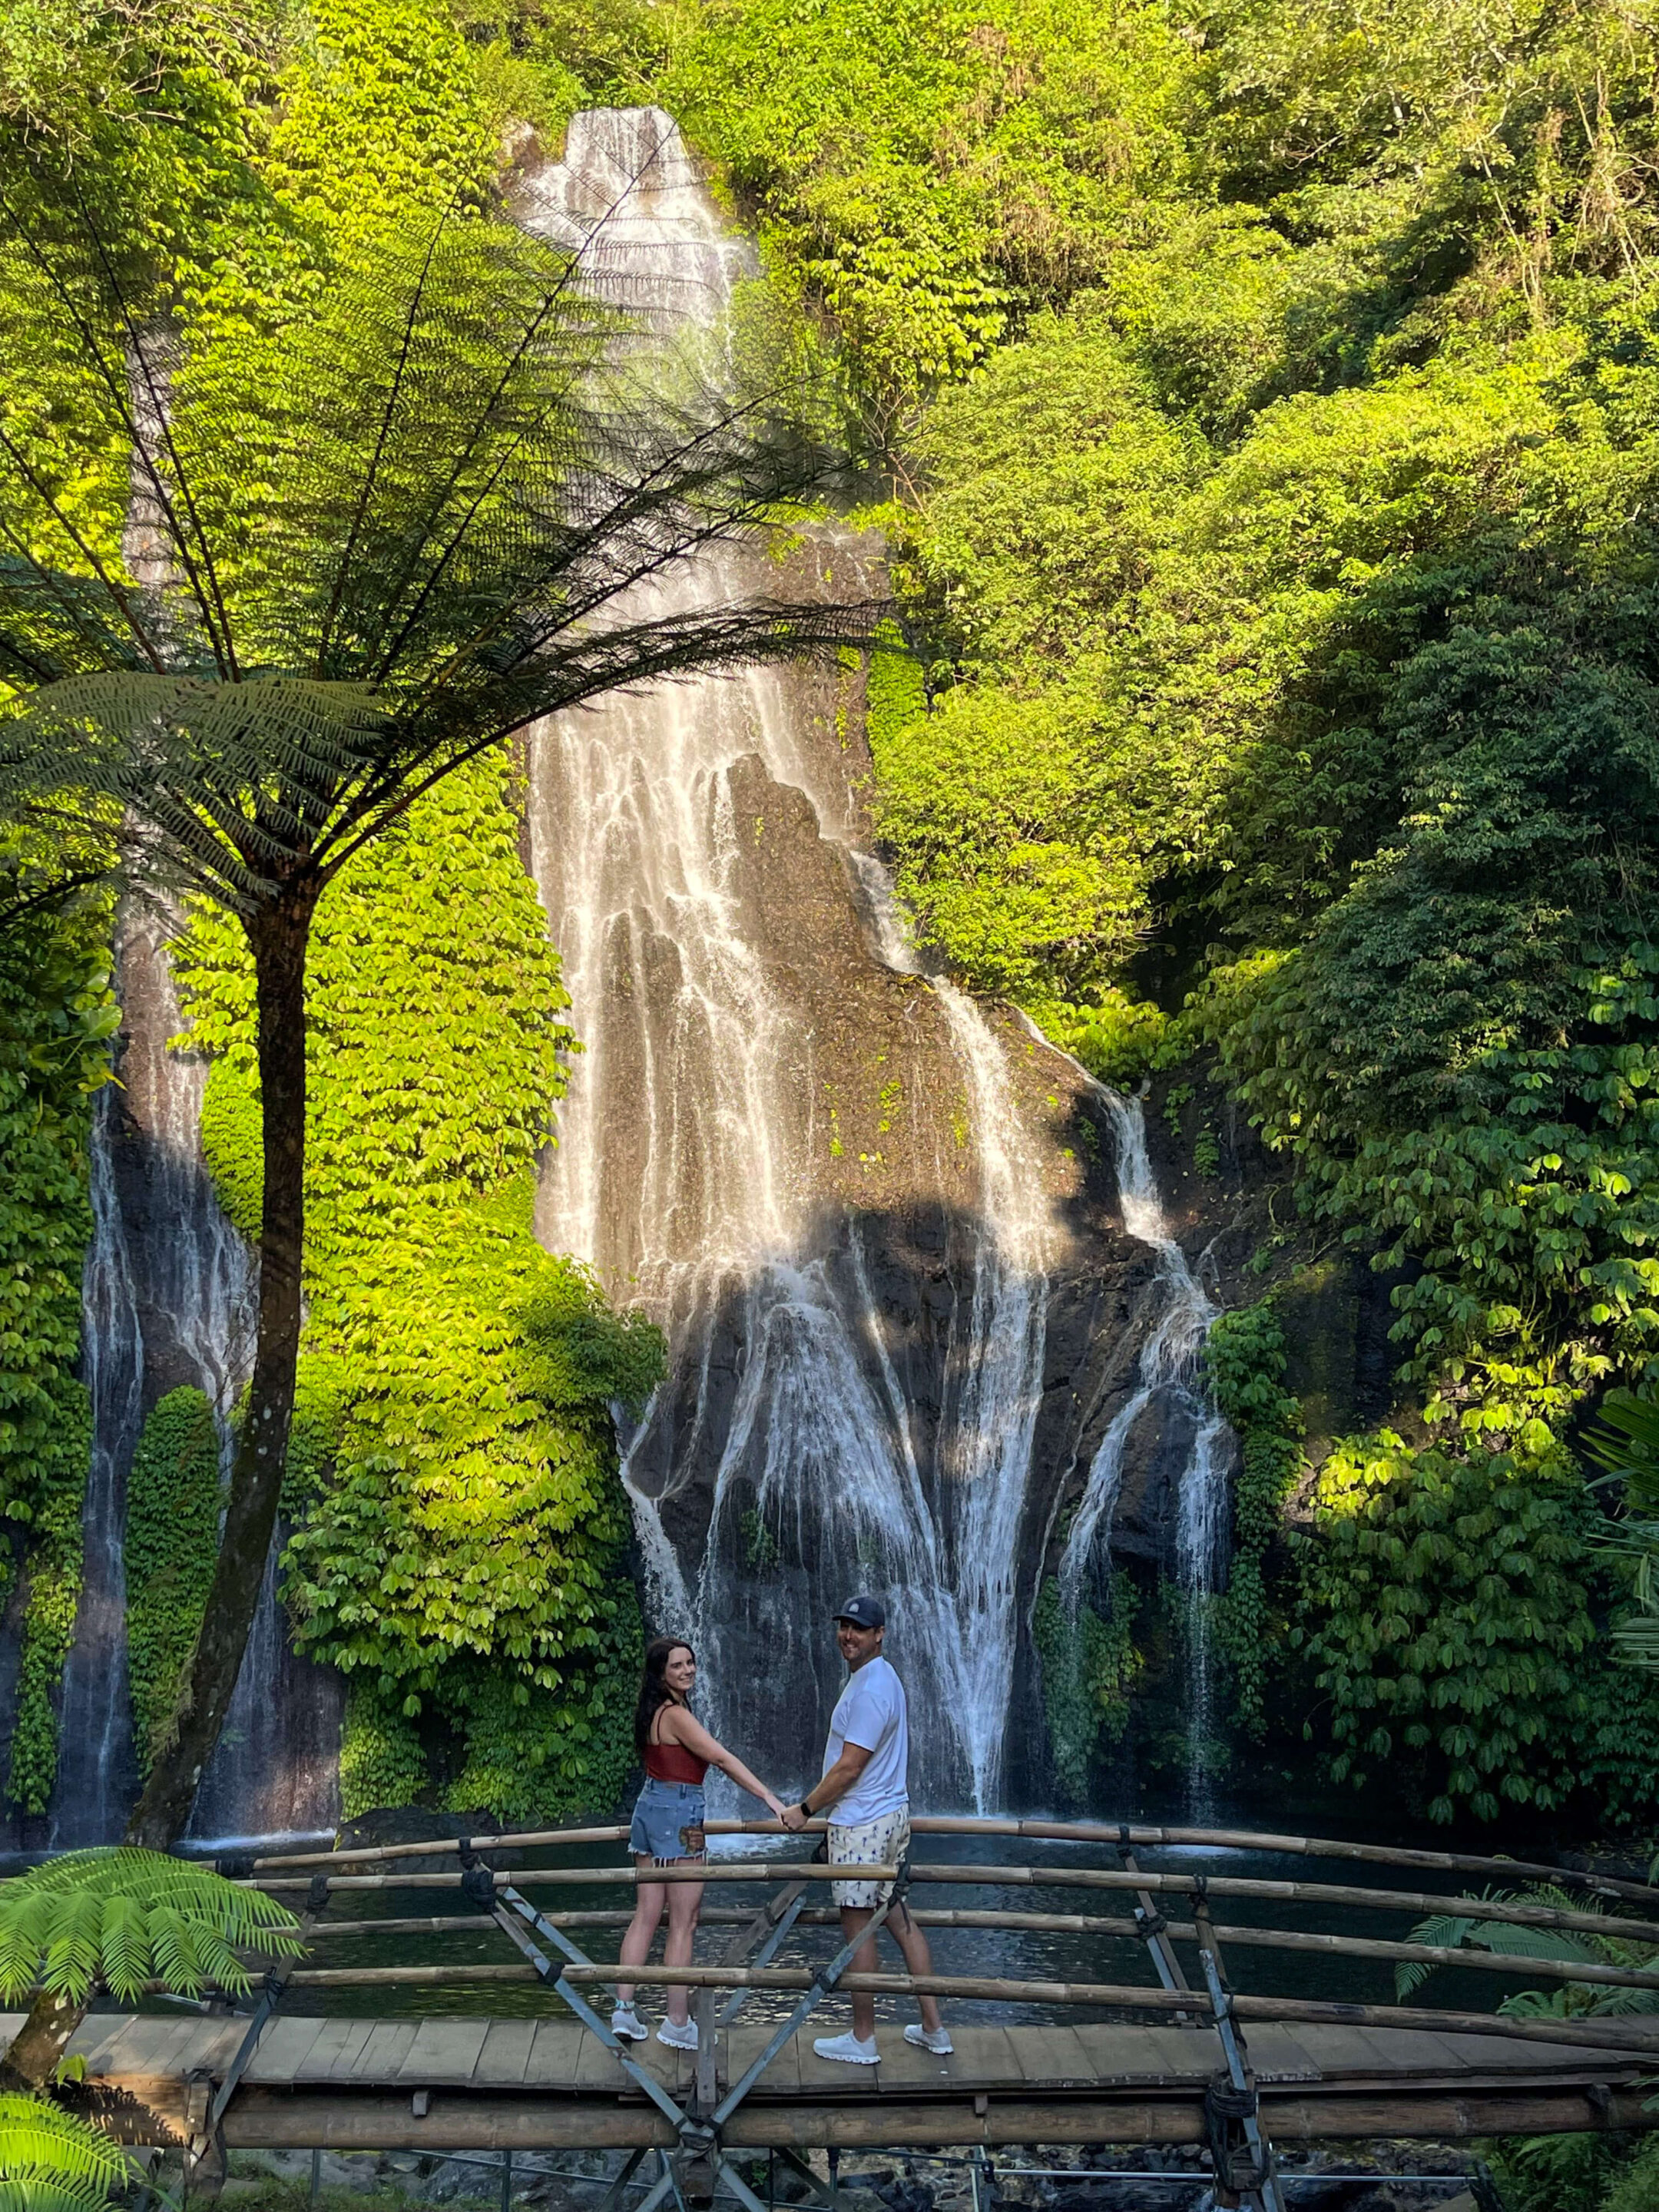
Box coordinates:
[1206,1304,1303,1740]
[339,1677,427,1821]
[176,754,664,1818]
[124,1389,222,1780]
[1397,1883,1658,2015]
[1032,1571,1141,1804]
[0,1847,301,2004]
[1291,1434,1604,1822]
[0,881,110,1553]
[5,1382,91,1816]
[659,0,1195,400]
[1034,992,1178,1089]
[0,2091,136,2212]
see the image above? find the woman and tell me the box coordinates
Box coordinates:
[613,1637,786,2049]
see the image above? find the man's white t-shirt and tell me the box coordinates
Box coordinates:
[823,1655,909,1826]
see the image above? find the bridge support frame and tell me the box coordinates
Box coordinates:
[488,1856,908,2212]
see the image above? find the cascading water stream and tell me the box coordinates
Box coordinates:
[523,111,1055,1812]
[1053,1079,1230,1817]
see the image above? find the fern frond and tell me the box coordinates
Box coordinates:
[0,2094,133,2212]
[0,1850,300,2002]
[92,1896,150,2006]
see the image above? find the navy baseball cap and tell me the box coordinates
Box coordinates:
[834,1594,886,1630]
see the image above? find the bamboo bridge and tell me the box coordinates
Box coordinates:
[25,1818,1659,2212]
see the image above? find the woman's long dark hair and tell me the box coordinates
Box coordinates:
[634,1635,694,1755]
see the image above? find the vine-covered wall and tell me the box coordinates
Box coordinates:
[0,884,113,1815]
[124,1389,223,1781]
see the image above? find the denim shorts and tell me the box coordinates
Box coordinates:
[630,1778,707,1863]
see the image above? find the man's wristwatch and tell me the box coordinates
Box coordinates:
[797,1800,813,1820]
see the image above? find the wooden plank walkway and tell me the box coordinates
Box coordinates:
[12,2013,1653,2151]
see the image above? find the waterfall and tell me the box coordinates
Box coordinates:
[523,110,1055,1812]
[1054,1081,1231,1816]
[52,1088,144,1843]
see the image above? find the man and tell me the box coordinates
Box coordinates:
[781,1596,952,2065]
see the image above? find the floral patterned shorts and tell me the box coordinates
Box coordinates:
[827,1804,910,1909]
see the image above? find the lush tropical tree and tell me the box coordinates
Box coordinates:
[0,171,868,1866]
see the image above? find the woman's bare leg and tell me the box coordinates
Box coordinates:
[616,1862,667,2007]
[663,1873,706,2027]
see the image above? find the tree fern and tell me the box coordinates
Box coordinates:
[0,1849,301,2002]
[0,144,876,1856]
[1397,1884,1659,2015]
[0,2096,134,2212]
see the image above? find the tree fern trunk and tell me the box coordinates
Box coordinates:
[128,880,316,1848]
[2,880,317,2091]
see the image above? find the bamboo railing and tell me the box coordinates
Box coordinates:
[217,1813,1659,2072]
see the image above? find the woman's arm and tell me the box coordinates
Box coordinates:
[667,1708,787,1818]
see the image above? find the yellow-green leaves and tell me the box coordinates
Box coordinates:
[0,1849,301,2004]
[0,2091,136,2212]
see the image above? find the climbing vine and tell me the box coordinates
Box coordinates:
[1031,1571,1141,1804]
[124,1389,222,1780]
[0,873,113,1813]
[5,1380,91,1816]
[1204,1303,1302,1742]
[1290,1435,1604,1823]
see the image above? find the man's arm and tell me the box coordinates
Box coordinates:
[780,1740,872,1830]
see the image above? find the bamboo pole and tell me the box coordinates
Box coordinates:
[244,1817,1659,1905]
[210,2086,1657,2153]
[266,1862,1659,1952]
[899,1865,1659,1944]
[272,1952,1659,2018]
[301,1899,1659,1947]
[307,1911,760,1940]
[251,1863,894,1894]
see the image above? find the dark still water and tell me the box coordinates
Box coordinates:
[264,1830,1528,2026]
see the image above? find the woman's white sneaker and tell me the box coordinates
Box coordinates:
[657,2018,699,2051]
[903,2023,953,2055]
[611,2005,647,2042]
[813,2031,879,2065]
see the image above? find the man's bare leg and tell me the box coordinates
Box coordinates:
[886,1900,944,2036]
[837,1900,944,2041]
[839,1905,880,2042]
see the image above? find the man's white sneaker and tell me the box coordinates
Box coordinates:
[611,2005,647,2042]
[657,2018,699,2051]
[903,2023,954,2056]
[813,2032,879,2065]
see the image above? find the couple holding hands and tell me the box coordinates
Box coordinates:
[613,1594,952,2067]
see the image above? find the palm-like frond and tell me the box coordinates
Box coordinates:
[0,187,882,919]
[0,2094,134,2212]
[1397,1885,1659,2008]
[1586,1389,1659,1506]
[0,1850,301,2002]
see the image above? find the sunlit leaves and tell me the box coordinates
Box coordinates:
[0,2091,134,2212]
[0,1849,300,2003]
